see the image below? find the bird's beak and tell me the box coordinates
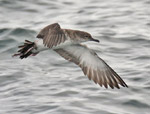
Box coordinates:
[91,38,100,43]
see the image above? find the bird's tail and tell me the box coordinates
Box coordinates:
[12,40,38,59]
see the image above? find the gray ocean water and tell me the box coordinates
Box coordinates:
[0,0,150,114]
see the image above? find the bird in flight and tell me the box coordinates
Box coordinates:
[13,23,128,89]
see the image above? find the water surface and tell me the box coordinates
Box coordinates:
[0,0,150,114]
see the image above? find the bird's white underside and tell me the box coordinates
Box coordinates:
[34,38,106,71]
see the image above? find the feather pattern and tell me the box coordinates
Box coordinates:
[36,23,67,48]
[54,44,128,89]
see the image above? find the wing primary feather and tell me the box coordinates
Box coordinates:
[105,70,114,89]
[57,34,61,44]
[54,34,58,46]
[88,67,92,80]
[101,70,108,88]
[96,69,102,87]
[107,68,120,89]
[92,70,98,84]
[110,67,128,87]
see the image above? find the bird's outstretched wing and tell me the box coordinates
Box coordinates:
[36,23,66,48]
[54,44,128,89]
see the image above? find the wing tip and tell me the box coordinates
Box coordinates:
[99,84,128,89]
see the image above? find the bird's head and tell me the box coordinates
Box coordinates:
[76,30,99,43]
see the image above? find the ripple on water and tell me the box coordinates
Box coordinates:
[0,0,150,114]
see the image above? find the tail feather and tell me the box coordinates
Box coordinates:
[13,40,36,59]
[25,40,33,44]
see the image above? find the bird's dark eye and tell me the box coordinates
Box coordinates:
[85,36,88,38]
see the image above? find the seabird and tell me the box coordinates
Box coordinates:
[13,23,128,89]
